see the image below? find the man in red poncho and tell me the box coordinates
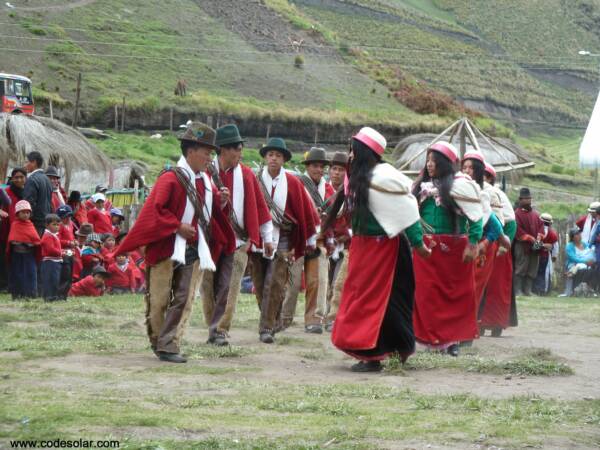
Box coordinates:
[513,188,544,296]
[115,122,235,363]
[250,137,318,344]
[201,124,273,346]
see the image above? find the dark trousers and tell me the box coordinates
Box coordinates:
[40,260,62,301]
[0,241,8,292]
[204,252,234,338]
[58,256,73,299]
[8,249,38,299]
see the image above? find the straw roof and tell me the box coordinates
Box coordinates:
[393,118,534,174]
[0,113,110,174]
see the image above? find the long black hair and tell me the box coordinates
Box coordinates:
[464,157,485,188]
[322,138,380,232]
[412,150,459,230]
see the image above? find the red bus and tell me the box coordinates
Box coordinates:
[0,73,34,115]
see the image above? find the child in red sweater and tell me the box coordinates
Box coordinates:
[107,253,136,294]
[69,266,111,297]
[40,214,63,302]
[57,205,77,299]
[87,193,112,235]
[101,234,116,267]
[7,200,40,299]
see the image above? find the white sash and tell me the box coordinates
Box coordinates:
[261,167,287,255]
[214,158,245,245]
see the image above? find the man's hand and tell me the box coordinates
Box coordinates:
[462,243,478,263]
[264,242,274,258]
[415,244,432,259]
[220,187,231,208]
[177,223,196,240]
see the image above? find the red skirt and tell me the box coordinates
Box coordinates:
[332,235,400,353]
[474,242,498,313]
[413,234,478,345]
[480,250,513,328]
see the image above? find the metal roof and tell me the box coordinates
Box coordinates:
[0,73,32,83]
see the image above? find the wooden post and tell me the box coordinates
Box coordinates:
[266,124,271,141]
[114,104,119,131]
[169,106,174,132]
[49,99,54,119]
[71,72,82,128]
[120,96,126,132]
[314,126,318,145]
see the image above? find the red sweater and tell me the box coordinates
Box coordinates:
[87,208,113,234]
[59,222,76,249]
[72,246,82,280]
[69,275,103,297]
[107,262,136,290]
[40,231,62,260]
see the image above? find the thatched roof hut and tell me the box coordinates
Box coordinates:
[0,113,111,190]
[393,117,534,175]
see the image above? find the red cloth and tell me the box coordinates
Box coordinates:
[576,214,595,231]
[51,187,67,212]
[285,173,319,258]
[68,201,88,227]
[116,170,235,266]
[107,262,136,290]
[58,221,76,248]
[69,275,103,297]
[1,186,21,245]
[86,198,112,211]
[219,163,272,247]
[81,249,103,271]
[480,250,513,328]
[87,208,113,234]
[101,247,115,267]
[413,234,478,345]
[72,246,82,281]
[473,242,498,312]
[40,231,62,260]
[515,208,544,242]
[7,219,41,246]
[540,227,558,258]
[112,225,121,238]
[332,235,399,351]
[129,250,145,289]
[324,181,336,200]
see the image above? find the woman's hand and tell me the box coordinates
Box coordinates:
[462,243,478,263]
[415,244,432,259]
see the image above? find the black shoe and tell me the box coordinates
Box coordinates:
[305,324,323,334]
[491,327,503,338]
[212,332,229,347]
[157,351,187,363]
[259,331,274,344]
[447,344,460,357]
[351,360,383,373]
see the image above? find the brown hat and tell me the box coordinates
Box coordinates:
[76,223,94,237]
[302,147,329,165]
[330,151,349,167]
[178,122,217,149]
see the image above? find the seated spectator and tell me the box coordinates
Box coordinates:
[107,253,136,294]
[110,208,125,237]
[57,205,77,298]
[87,193,112,234]
[72,223,93,282]
[69,265,111,297]
[560,227,596,297]
[81,233,103,278]
[85,185,112,211]
[7,200,41,299]
[101,234,116,267]
[39,214,63,302]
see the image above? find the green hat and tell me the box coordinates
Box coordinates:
[260,137,292,162]
[216,124,246,147]
[302,147,329,165]
[178,122,217,149]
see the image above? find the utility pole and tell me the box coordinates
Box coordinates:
[71,72,82,128]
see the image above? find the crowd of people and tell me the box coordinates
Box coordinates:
[0,124,597,370]
[0,151,145,301]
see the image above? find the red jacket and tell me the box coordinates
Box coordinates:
[68,201,88,228]
[116,170,235,266]
[540,227,559,258]
[515,208,544,242]
[218,163,272,247]
[40,231,62,260]
[72,246,82,281]
[87,209,113,234]
[69,275,103,297]
[107,262,136,290]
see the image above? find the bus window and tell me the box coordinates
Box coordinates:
[5,79,14,96]
[14,81,32,104]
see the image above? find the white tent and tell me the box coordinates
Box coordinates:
[580,91,600,168]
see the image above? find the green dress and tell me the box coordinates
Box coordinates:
[352,210,423,247]
[417,197,483,244]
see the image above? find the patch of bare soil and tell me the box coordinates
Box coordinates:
[194,0,338,56]
[18,309,600,401]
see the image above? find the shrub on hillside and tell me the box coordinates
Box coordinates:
[294,55,305,69]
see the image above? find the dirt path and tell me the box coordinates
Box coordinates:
[6,0,96,12]
[21,311,600,401]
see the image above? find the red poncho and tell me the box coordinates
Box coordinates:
[6,218,41,262]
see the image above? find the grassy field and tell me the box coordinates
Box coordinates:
[1,292,599,449]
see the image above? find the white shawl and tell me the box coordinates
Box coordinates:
[582,214,594,244]
[261,167,288,254]
[172,156,215,271]
[214,158,245,244]
[368,163,420,238]
[450,173,484,223]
